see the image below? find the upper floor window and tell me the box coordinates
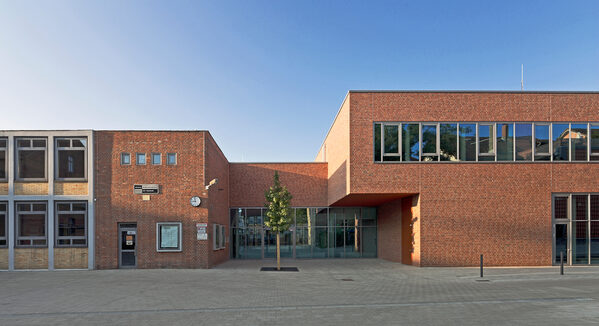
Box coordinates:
[136,153,146,165]
[121,153,131,165]
[55,138,87,180]
[151,153,161,165]
[16,138,47,181]
[167,153,177,165]
[374,122,598,163]
[0,138,6,181]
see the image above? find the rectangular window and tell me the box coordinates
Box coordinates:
[534,124,551,161]
[478,124,495,161]
[220,224,226,249]
[458,124,476,161]
[571,124,588,161]
[402,123,419,161]
[383,124,401,162]
[497,123,514,161]
[16,138,47,180]
[0,138,6,180]
[167,153,177,165]
[421,124,438,161]
[552,124,569,161]
[374,123,381,162]
[0,202,6,247]
[554,196,569,220]
[55,202,87,247]
[55,137,87,180]
[121,153,131,165]
[440,123,458,161]
[156,222,182,252]
[515,124,533,161]
[16,202,47,247]
[136,153,146,165]
[213,224,220,250]
[591,125,599,161]
[151,153,161,165]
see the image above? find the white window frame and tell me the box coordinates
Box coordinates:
[166,153,177,165]
[121,153,131,165]
[15,137,47,181]
[136,153,146,165]
[156,222,182,252]
[151,153,161,165]
[55,137,88,181]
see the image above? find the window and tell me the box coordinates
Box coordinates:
[0,138,6,180]
[534,124,551,161]
[167,153,177,165]
[16,202,47,247]
[0,202,6,247]
[383,124,401,162]
[156,222,182,252]
[421,124,438,161]
[402,123,419,161]
[571,124,588,161]
[459,124,476,161]
[591,124,599,161]
[55,138,87,180]
[552,124,570,161]
[16,138,47,180]
[440,124,458,161]
[515,124,533,161]
[121,153,131,165]
[55,202,87,247]
[374,123,381,162]
[151,153,161,165]
[213,224,225,250]
[478,124,495,161]
[496,123,514,161]
[136,153,146,165]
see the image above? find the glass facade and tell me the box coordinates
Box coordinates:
[230,207,377,259]
[553,194,599,265]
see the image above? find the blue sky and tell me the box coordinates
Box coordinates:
[1,1,597,162]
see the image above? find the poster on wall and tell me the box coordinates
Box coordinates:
[161,225,179,248]
[196,223,207,240]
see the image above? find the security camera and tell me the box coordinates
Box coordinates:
[205,178,218,190]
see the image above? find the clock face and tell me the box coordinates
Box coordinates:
[190,196,201,207]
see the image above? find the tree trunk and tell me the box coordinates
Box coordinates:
[276,232,281,271]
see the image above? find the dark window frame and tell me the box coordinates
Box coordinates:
[54,137,88,181]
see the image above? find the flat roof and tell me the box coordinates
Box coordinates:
[349,90,599,94]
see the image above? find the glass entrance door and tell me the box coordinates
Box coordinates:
[119,224,137,268]
[554,224,568,264]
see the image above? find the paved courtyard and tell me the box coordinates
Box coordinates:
[1,259,599,325]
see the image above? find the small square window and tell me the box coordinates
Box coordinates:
[167,153,177,165]
[151,153,161,165]
[121,153,131,165]
[136,153,146,165]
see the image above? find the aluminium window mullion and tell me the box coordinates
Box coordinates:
[475,122,479,162]
[550,123,554,162]
[569,123,572,162]
[456,123,460,161]
[419,123,422,161]
[588,123,591,162]
[437,123,440,161]
[532,123,536,161]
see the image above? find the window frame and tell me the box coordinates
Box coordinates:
[54,137,88,181]
[15,201,48,248]
[55,201,88,247]
[156,222,183,252]
[0,202,7,247]
[0,138,7,181]
[533,123,552,160]
[166,153,177,165]
[591,124,599,160]
[382,123,401,159]
[15,137,48,182]
[151,153,162,165]
[477,123,496,160]
[121,153,131,165]
[136,153,146,165]
[421,123,440,157]
[213,224,225,250]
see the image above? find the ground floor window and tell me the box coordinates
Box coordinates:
[0,202,6,247]
[56,201,87,246]
[553,194,599,265]
[156,222,182,252]
[16,202,47,247]
[230,207,377,259]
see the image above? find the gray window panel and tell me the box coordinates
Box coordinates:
[55,137,87,180]
[571,124,588,161]
[55,202,87,247]
[422,124,438,155]
[151,153,161,165]
[167,153,177,165]
[136,153,146,165]
[121,153,131,165]
[591,125,599,160]
[16,137,47,180]
[383,125,399,154]
[534,124,551,160]
[552,124,570,161]
[478,124,495,161]
[402,123,419,161]
[497,123,514,161]
[459,124,476,161]
[515,124,533,161]
[440,124,458,161]
[16,202,47,247]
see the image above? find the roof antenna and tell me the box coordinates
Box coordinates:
[521,64,524,91]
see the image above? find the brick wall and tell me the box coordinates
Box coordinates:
[14,248,48,269]
[14,182,48,195]
[0,248,7,269]
[229,163,328,207]
[54,182,88,195]
[54,248,88,269]
[0,183,7,195]
[94,131,211,269]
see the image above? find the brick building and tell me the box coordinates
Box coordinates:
[1,91,598,270]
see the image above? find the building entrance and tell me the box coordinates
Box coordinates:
[119,223,137,268]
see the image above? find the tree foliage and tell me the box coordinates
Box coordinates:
[264,171,293,233]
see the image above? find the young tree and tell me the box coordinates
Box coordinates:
[264,171,293,271]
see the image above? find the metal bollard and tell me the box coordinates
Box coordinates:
[560,251,564,275]
[480,254,483,278]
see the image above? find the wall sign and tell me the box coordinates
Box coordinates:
[196,223,207,240]
[134,184,160,194]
